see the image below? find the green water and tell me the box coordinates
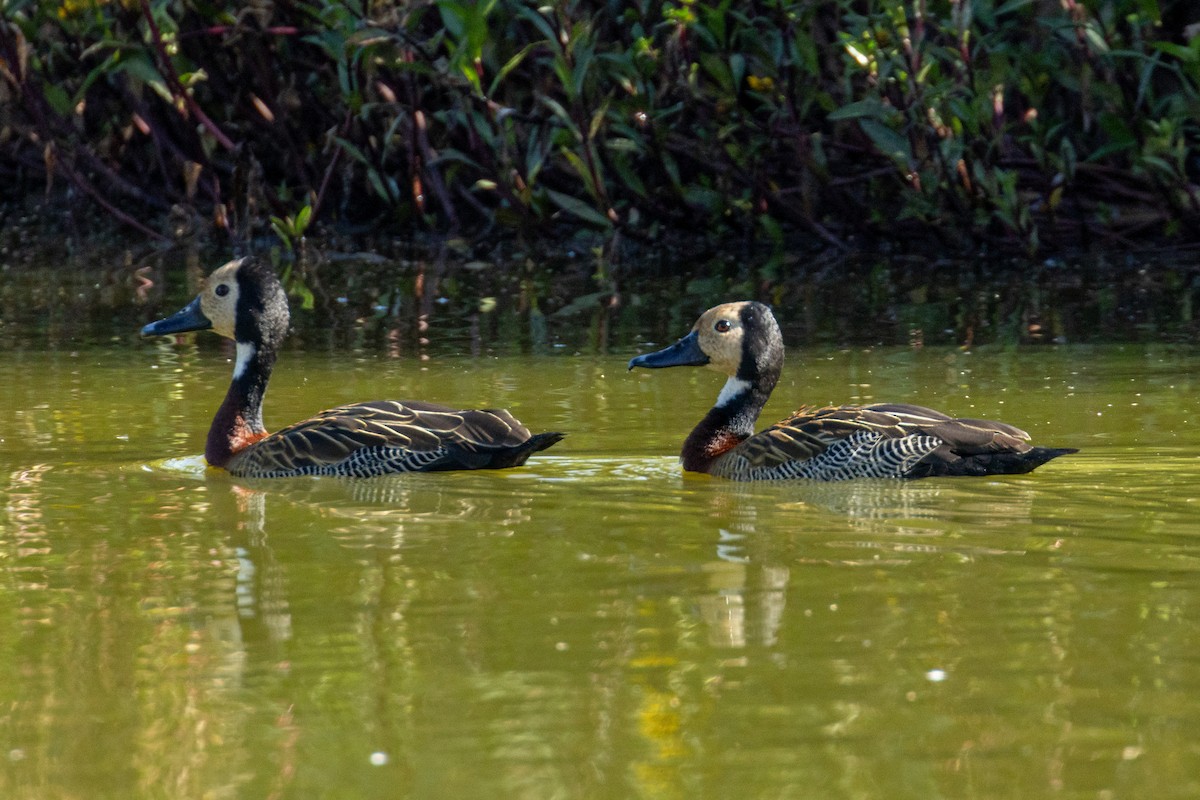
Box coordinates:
[2,334,1199,799]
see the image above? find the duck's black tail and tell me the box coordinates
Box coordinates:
[524,431,567,457]
[910,446,1078,478]
[447,431,565,470]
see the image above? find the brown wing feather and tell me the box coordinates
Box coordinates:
[226,400,541,476]
[728,402,1032,471]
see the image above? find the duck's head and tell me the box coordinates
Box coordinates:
[141,257,290,351]
[628,301,784,388]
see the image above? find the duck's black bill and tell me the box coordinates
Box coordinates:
[141,296,212,337]
[627,330,709,371]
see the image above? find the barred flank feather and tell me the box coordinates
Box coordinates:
[714,431,944,481]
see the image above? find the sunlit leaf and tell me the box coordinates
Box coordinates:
[489,42,537,95]
[560,148,599,200]
[116,54,172,104]
[1151,41,1197,63]
[294,204,312,235]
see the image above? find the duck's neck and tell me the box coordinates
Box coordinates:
[207,342,273,468]
[681,376,772,473]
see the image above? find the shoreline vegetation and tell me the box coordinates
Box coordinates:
[3,2,1199,257]
[2,2,1199,347]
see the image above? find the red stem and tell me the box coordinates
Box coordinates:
[139,0,236,152]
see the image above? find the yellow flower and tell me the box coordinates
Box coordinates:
[747,75,775,92]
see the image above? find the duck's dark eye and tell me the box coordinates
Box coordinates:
[714,319,732,333]
[214,284,230,297]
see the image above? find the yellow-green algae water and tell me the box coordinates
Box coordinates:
[2,334,1199,799]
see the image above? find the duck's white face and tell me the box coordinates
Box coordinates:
[197,259,244,340]
[693,302,750,376]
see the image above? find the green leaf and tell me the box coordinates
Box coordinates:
[681,185,725,213]
[489,42,538,95]
[607,152,648,198]
[269,218,293,252]
[1140,155,1179,179]
[661,150,681,190]
[294,205,312,235]
[333,136,371,166]
[116,54,172,104]
[699,53,733,93]
[524,128,548,183]
[1151,41,1198,63]
[291,281,316,311]
[75,49,121,103]
[994,0,1037,15]
[438,2,467,39]
[539,95,579,137]
[561,147,600,200]
[433,147,484,171]
[859,119,911,163]
[587,98,610,142]
[828,98,889,121]
[1059,138,1077,181]
[545,188,612,228]
[43,82,73,116]
[570,32,595,99]
[729,53,746,90]
[1098,113,1136,145]
[514,5,559,50]
[366,168,392,203]
[1082,23,1109,54]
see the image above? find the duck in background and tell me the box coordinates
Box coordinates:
[141,257,563,478]
[628,301,1076,481]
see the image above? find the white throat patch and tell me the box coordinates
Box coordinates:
[715,377,752,408]
[233,342,256,379]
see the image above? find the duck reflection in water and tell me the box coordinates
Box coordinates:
[693,476,1047,650]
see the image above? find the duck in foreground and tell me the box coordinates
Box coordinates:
[628,301,1076,481]
[141,257,563,478]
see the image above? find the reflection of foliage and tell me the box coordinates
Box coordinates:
[0,1,1198,257]
[0,470,261,799]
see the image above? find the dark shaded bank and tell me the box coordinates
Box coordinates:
[3,1,1199,258]
[2,218,1197,353]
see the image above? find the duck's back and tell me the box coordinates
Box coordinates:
[226,400,563,478]
[711,403,1074,481]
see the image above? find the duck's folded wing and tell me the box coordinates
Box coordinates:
[311,400,534,446]
[734,403,1032,470]
[859,403,1032,453]
[231,400,542,476]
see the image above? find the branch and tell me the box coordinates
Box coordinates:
[139,0,236,152]
[59,153,170,241]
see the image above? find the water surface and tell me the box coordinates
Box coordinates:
[1,336,1199,799]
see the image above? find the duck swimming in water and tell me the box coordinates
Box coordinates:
[142,257,563,478]
[628,301,1076,481]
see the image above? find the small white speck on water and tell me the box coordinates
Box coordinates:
[369,752,389,766]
